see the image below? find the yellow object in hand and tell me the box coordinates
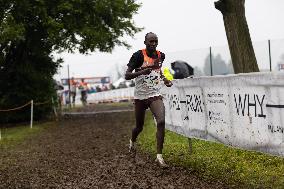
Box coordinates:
[163,67,174,81]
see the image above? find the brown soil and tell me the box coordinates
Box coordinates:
[0,104,228,189]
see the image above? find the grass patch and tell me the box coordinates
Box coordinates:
[0,122,53,148]
[139,112,284,188]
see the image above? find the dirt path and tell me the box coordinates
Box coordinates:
[0,108,227,188]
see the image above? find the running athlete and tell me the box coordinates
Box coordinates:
[125,32,173,167]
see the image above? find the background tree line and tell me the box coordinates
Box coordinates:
[0,0,141,123]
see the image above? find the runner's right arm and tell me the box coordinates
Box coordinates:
[125,50,152,80]
[125,67,152,80]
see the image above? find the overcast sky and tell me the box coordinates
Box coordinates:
[54,0,284,81]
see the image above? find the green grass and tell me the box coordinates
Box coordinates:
[139,112,284,188]
[0,122,53,148]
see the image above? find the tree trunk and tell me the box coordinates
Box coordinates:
[215,0,259,73]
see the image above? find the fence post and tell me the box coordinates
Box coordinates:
[30,100,33,129]
[210,46,213,76]
[67,65,71,108]
[268,39,272,72]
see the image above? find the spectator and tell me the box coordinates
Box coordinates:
[109,83,116,90]
[102,84,108,91]
[96,85,102,92]
[78,78,88,106]
[54,80,64,110]
[70,77,78,107]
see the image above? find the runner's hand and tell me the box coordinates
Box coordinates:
[164,79,173,87]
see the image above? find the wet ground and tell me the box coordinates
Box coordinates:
[0,104,227,188]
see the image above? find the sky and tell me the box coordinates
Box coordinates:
[54,0,284,81]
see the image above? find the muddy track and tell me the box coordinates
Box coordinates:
[0,107,227,188]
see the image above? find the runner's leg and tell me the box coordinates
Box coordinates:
[149,98,165,154]
[131,100,146,142]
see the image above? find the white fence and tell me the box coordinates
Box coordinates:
[87,87,134,103]
[88,72,284,157]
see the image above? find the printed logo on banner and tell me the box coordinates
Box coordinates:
[167,94,203,113]
[183,87,206,133]
[164,86,206,136]
[230,86,284,150]
[233,93,266,118]
[163,86,184,129]
[204,87,231,143]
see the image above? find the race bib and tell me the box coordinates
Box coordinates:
[142,71,161,90]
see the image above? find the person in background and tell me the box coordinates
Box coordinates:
[109,83,116,90]
[78,78,88,106]
[54,80,64,110]
[125,32,173,167]
[70,77,78,107]
[96,85,102,92]
[102,84,108,91]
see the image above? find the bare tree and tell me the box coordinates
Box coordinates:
[203,53,229,76]
[215,0,259,73]
[193,66,204,77]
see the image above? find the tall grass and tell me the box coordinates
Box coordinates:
[139,112,284,188]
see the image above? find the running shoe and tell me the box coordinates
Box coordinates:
[155,154,168,168]
[128,139,136,153]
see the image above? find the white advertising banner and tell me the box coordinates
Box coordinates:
[87,87,134,103]
[161,72,284,157]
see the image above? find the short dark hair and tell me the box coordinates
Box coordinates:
[145,32,156,40]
